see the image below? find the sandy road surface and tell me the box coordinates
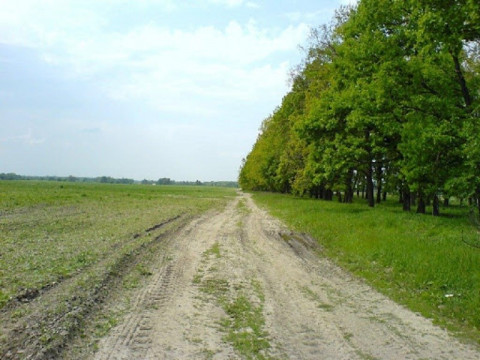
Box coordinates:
[92,192,480,359]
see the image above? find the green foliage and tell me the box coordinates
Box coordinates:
[239,0,480,215]
[239,75,312,193]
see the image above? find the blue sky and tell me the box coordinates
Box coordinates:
[0,0,355,181]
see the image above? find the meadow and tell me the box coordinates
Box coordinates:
[0,181,235,309]
[252,192,480,343]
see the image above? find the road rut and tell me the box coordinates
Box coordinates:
[92,192,480,359]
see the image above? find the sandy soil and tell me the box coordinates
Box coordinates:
[91,192,480,360]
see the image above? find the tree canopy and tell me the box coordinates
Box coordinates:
[239,0,480,216]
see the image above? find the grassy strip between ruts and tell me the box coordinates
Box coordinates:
[195,242,271,359]
[251,191,480,344]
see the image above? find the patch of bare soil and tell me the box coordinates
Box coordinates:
[81,192,480,360]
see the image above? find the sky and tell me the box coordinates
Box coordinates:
[1,0,355,181]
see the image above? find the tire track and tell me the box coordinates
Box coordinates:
[89,193,480,360]
[92,207,235,360]
[94,259,180,360]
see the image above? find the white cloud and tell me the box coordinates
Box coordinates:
[338,0,358,6]
[1,2,308,115]
[0,0,321,180]
[203,0,259,9]
[246,2,260,9]
[1,129,45,146]
[206,0,245,7]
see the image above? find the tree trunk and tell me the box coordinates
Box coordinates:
[443,198,449,207]
[403,186,411,211]
[417,192,426,214]
[376,163,383,204]
[382,191,387,202]
[353,174,359,199]
[345,168,354,203]
[452,53,472,108]
[325,189,333,201]
[346,190,353,203]
[476,187,480,216]
[366,164,375,207]
[410,192,417,206]
[337,191,343,202]
[432,194,440,216]
[376,182,382,204]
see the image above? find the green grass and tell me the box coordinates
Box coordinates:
[194,241,271,358]
[204,242,222,259]
[221,294,270,360]
[0,180,235,308]
[216,277,270,359]
[236,198,251,214]
[252,192,480,343]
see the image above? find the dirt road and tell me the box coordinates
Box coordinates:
[91,192,480,359]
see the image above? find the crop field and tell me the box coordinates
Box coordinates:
[0,181,235,357]
[252,192,480,343]
[0,181,235,307]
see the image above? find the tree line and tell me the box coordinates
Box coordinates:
[0,173,238,188]
[142,178,238,187]
[239,0,480,216]
[0,173,135,184]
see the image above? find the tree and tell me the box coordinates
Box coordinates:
[239,0,480,217]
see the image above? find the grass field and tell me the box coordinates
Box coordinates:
[0,181,235,308]
[252,192,480,343]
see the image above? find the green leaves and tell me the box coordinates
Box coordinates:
[240,0,480,214]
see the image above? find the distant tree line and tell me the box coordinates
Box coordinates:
[239,0,480,216]
[141,178,238,187]
[0,173,238,188]
[0,173,135,184]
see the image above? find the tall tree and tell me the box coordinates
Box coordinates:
[240,0,480,217]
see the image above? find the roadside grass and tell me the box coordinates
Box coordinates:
[0,181,235,308]
[251,192,480,343]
